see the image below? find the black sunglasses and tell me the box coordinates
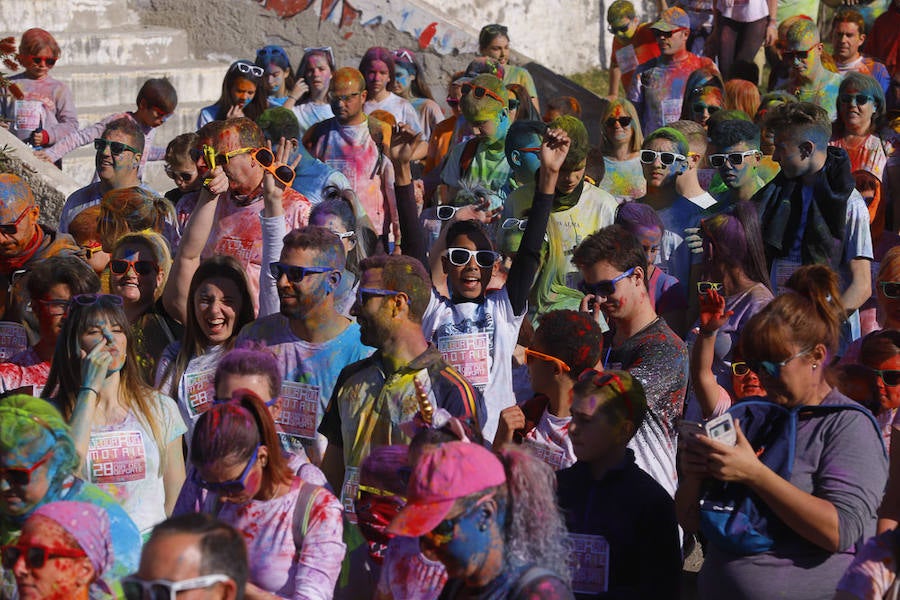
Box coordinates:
[269,262,331,283]
[869,367,900,387]
[782,48,812,60]
[608,24,630,34]
[27,56,57,67]
[94,138,139,156]
[880,281,900,298]
[838,93,874,106]
[0,206,30,236]
[605,116,633,128]
[692,102,721,115]
[578,267,636,297]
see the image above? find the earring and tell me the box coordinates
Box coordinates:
[812,364,818,369]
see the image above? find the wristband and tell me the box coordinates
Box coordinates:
[79,386,99,396]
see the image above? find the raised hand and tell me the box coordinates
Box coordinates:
[698,288,733,334]
[540,127,571,173]
[386,123,424,166]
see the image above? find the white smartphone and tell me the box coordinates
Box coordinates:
[705,413,737,446]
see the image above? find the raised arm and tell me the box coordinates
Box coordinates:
[162,167,228,323]
[690,289,734,418]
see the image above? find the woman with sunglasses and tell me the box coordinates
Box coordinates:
[0,395,141,598]
[43,293,186,537]
[676,272,888,600]
[477,23,540,113]
[198,60,268,128]
[1,28,78,155]
[599,98,646,202]
[841,247,900,366]
[6,500,114,600]
[679,68,726,130]
[155,256,254,447]
[0,257,100,398]
[177,392,345,600]
[686,206,773,420]
[109,231,182,385]
[830,73,888,236]
[286,47,335,135]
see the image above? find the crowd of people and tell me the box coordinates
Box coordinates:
[2,3,900,596]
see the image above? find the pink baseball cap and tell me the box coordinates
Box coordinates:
[388,441,506,538]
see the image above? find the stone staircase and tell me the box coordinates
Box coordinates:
[1,0,227,194]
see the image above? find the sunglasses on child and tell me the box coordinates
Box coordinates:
[93,138,140,156]
[164,165,195,183]
[443,248,500,268]
[608,23,631,34]
[27,56,57,67]
[880,282,900,298]
[731,362,751,376]
[110,259,160,276]
[460,83,504,104]
[708,150,760,168]
[191,445,260,495]
[1,543,86,570]
[605,116,633,128]
[0,206,31,236]
[252,147,295,186]
[0,448,53,487]
[524,348,571,372]
[269,262,331,283]
[697,281,723,294]
[639,149,686,165]
[122,574,233,600]
[578,266,636,297]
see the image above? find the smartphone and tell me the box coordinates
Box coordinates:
[678,419,705,440]
[705,413,737,446]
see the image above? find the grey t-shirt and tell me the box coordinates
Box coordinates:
[698,390,888,600]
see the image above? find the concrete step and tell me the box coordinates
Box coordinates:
[54,61,228,109]
[1,27,193,68]
[74,101,210,140]
[0,0,138,34]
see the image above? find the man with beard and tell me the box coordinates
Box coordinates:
[318,254,485,516]
[237,226,372,465]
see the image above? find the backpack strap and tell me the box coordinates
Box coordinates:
[292,478,324,547]
[799,403,887,458]
[510,566,566,598]
[458,137,481,178]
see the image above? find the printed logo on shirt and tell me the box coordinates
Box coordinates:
[14,100,42,132]
[438,332,491,387]
[275,381,319,439]
[0,322,28,361]
[215,236,257,264]
[522,438,569,470]
[184,368,216,418]
[89,430,147,484]
[568,533,610,594]
[340,466,360,523]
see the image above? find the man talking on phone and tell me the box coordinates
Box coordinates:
[573,224,688,497]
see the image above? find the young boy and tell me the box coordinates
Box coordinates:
[35,77,176,180]
[606,0,661,99]
[557,369,682,597]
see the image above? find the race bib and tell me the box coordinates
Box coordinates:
[523,438,568,470]
[616,45,639,74]
[438,332,491,387]
[772,259,801,294]
[184,368,216,418]
[89,430,147,484]
[340,466,360,523]
[275,381,319,439]
[568,533,610,595]
[661,98,683,125]
[14,100,41,132]
[0,322,27,361]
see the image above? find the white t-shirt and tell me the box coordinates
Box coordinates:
[523,408,576,471]
[364,92,423,134]
[155,343,225,450]
[717,0,769,23]
[86,394,186,534]
[422,287,525,442]
[292,102,335,135]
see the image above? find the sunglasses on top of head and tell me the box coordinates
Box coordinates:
[231,62,264,78]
